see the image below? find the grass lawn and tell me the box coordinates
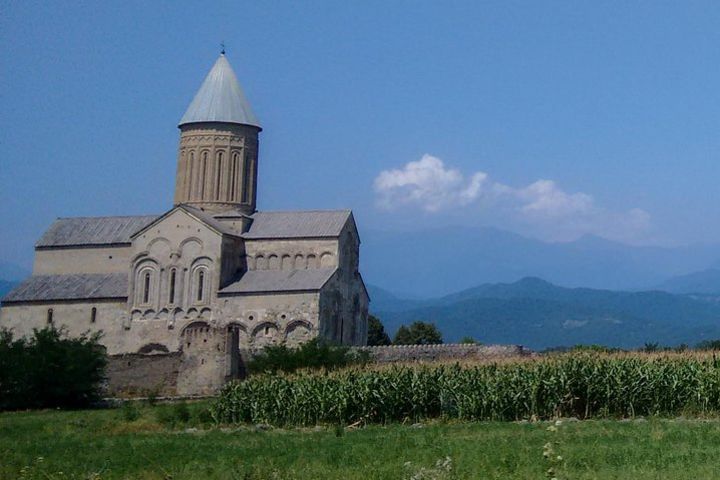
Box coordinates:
[2,403,720,479]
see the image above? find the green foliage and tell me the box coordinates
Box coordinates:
[459,336,479,345]
[213,354,720,426]
[366,315,391,346]
[5,407,720,479]
[247,338,367,375]
[696,339,720,350]
[119,401,141,422]
[0,326,107,410]
[393,321,443,345]
[156,401,192,427]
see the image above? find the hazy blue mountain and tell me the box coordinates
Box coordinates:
[0,280,18,298]
[372,277,720,350]
[0,261,29,282]
[360,227,720,297]
[366,284,427,312]
[654,269,720,294]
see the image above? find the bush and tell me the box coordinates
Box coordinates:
[247,338,367,375]
[212,353,720,426]
[0,326,107,410]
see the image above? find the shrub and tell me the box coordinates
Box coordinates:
[247,338,367,375]
[0,326,107,410]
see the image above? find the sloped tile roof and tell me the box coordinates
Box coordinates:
[36,215,159,248]
[219,268,336,294]
[2,273,128,303]
[244,210,351,239]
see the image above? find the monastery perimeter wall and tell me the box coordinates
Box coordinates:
[106,352,182,397]
[355,344,532,363]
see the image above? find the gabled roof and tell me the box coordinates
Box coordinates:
[219,268,337,295]
[244,210,352,239]
[131,205,239,239]
[179,54,260,128]
[2,273,128,304]
[36,215,159,248]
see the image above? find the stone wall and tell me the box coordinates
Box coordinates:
[356,344,532,363]
[106,352,182,397]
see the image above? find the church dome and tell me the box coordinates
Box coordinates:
[179,54,261,129]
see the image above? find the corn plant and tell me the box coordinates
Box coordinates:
[211,353,720,426]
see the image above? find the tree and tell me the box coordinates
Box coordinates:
[0,326,107,410]
[696,339,720,351]
[393,321,443,345]
[367,315,391,346]
[459,336,479,345]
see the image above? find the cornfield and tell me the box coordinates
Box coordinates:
[211,353,720,426]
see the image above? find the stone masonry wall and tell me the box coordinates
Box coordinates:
[106,352,182,397]
[356,344,532,363]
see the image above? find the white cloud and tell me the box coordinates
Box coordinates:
[517,180,594,218]
[373,154,651,243]
[373,154,489,212]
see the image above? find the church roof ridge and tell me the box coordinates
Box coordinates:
[53,214,159,220]
[254,208,352,214]
[36,215,161,248]
[244,210,353,239]
[179,54,260,128]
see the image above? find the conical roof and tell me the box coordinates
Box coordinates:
[179,54,260,128]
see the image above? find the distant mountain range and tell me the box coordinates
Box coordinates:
[7,225,720,350]
[370,277,720,350]
[653,268,720,294]
[0,280,18,299]
[361,226,720,297]
[0,261,29,282]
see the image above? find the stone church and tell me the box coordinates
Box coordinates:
[0,53,369,394]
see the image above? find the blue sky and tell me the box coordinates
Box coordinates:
[3,1,720,269]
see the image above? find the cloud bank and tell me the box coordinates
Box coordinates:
[373,154,650,243]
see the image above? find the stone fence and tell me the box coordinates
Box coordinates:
[354,344,532,363]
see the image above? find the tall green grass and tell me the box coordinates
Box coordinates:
[211,354,720,426]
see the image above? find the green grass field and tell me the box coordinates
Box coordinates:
[2,404,720,479]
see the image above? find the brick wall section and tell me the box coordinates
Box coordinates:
[106,352,182,397]
[355,344,532,363]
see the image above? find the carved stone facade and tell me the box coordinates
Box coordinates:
[0,53,369,396]
[174,123,260,215]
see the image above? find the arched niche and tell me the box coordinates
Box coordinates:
[285,320,313,343]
